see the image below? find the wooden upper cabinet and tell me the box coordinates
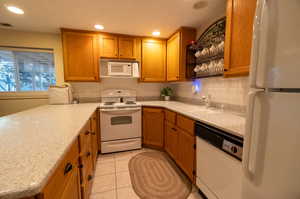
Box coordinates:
[224,0,257,77]
[141,39,166,82]
[62,31,99,82]
[167,27,196,82]
[142,107,165,148]
[119,37,136,59]
[167,32,180,81]
[99,34,118,58]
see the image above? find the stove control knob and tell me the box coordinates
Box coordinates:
[231,146,238,153]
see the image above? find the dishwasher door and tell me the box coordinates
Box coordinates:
[196,136,242,199]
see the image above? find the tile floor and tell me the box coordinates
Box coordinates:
[90,148,204,199]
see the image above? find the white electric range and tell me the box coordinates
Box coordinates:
[99,89,142,153]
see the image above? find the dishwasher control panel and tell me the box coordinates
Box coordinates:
[222,140,243,160]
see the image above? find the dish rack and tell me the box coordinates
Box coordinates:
[186,17,226,78]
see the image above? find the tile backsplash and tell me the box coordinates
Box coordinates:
[71,79,164,102]
[169,76,249,109]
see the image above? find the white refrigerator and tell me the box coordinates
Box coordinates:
[242,0,300,198]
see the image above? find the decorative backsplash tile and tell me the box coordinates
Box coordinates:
[169,76,249,108]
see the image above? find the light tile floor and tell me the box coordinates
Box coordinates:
[91,148,204,199]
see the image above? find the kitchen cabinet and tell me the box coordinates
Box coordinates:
[99,34,118,58]
[90,110,99,168]
[165,121,178,160]
[177,129,195,181]
[60,169,81,199]
[62,30,100,82]
[118,37,136,59]
[99,34,137,59]
[163,110,195,182]
[42,139,81,199]
[167,27,196,81]
[142,107,165,148]
[141,39,166,82]
[78,119,94,199]
[224,0,257,77]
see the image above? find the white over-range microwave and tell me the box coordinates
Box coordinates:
[108,62,132,76]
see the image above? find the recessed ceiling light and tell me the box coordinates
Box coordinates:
[94,24,104,30]
[152,31,160,36]
[6,6,24,15]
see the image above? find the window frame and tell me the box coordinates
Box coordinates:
[0,46,55,98]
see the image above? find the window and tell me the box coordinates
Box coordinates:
[0,48,56,92]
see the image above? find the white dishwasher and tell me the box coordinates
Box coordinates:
[195,122,243,199]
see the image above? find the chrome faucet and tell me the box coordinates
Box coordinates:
[202,95,211,108]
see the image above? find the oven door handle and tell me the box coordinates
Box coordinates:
[100,108,141,115]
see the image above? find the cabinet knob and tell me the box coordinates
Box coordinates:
[86,152,91,157]
[171,127,177,131]
[85,130,90,135]
[91,131,96,135]
[64,163,73,175]
[88,175,93,181]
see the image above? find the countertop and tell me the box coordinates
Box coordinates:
[0,103,99,199]
[0,101,245,199]
[140,101,245,138]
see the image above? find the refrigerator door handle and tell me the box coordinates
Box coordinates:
[243,89,265,176]
[249,0,267,88]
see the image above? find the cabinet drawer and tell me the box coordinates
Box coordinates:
[43,140,79,199]
[177,114,194,136]
[165,109,176,124]
[78,120,92,154]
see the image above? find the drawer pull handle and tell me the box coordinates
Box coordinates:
[79,164,83,169]
[64,163,73,175]
[88,175,93,181]
[171,127,177,131]
[86,152,91,157]
[85,131,90,135]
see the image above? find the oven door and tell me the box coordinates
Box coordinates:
[100,108,141,141]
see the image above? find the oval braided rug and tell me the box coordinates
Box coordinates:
[129,151,192,199]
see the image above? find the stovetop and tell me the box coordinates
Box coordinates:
[99,102,141,109]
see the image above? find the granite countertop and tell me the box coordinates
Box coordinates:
[0,103,99,199]
[0,101,245,199]
[140,101,245,138]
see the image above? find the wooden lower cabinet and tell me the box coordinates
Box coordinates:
[165,122,178,160]
[42,140,80,199]
[60,169,81,199]
[90,110,99,168]
[38,110,99,199]
[142,107,165,148]
[177,129,195,181]
[164,110,196,182]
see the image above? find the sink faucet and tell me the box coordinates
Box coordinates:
[202,95,211,108]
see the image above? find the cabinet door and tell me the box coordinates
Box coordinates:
[165,121,178,160]
[167,32,180,81]
[99,34,118,58]
[224,0,257,77]
[119,37,136,59]
[60,168,81,199]
[177,129,195,181]
[62,31,99,81]
[142,108,164,148]
[90,111,98,169]
[141,39,166,82]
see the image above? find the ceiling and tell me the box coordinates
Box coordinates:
[0,0,226,38]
